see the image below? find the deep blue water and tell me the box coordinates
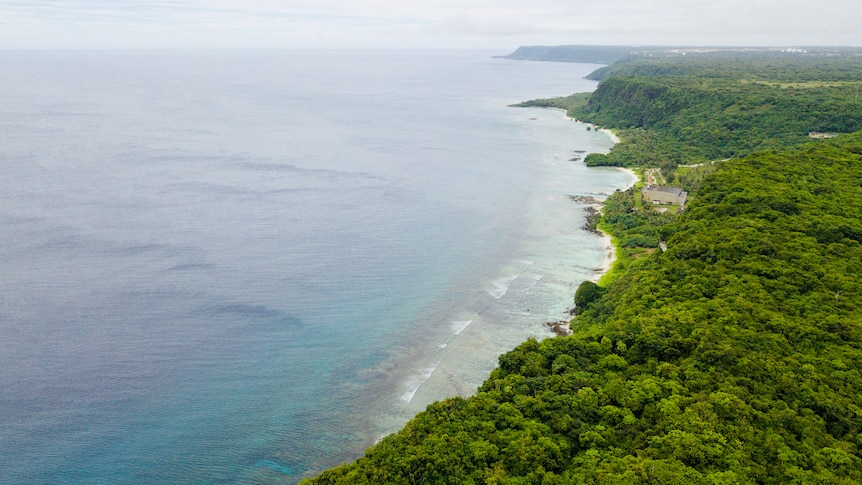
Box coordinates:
[0,50,634,483]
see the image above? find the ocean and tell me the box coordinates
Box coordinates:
[0,49,634,483]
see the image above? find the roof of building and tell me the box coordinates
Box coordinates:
[644,185,687,196]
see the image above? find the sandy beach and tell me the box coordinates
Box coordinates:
[592,231,617,282]
[599,128,621,144]
[547,107,621,146]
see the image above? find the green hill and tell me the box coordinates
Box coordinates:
[516,52,862,170]
[304,52,862,485]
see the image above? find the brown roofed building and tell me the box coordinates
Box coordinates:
[643,185,688,206]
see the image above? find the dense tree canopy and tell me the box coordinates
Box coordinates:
[306,133,862,485]
[578,75,862,167]
[304,53,862,484]
[519,52,862,170]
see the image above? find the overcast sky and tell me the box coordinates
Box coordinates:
[2,0,861,49]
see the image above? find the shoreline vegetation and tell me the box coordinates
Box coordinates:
[304,47,862,484]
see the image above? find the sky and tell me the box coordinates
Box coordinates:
[1,0,861,50]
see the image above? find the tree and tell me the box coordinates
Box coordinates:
[575,280,604,312]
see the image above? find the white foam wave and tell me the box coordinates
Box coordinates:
[400,363,439,404]
[487,275,517,299]
[451,319,473,335]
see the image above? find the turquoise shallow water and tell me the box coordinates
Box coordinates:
[0,50,634,483]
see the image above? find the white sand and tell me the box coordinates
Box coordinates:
[599,128,621,144]
[618,167,638,186]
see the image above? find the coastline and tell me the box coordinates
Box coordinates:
[550,124,636,336]
[507,105,635,294]
[369,108,636,445]
[592,166,637,282]
[540,109,636,299]
[590,125,635,282]
[599,128,621,145]
[547,106,622,147]
[591,229,618,283]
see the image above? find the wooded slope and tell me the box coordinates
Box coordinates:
[307,135,862,485]
[305,54,862,484]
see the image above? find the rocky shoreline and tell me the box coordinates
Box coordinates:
[568,195,604,235]
[545,319,573,336]
[582,206,601,235]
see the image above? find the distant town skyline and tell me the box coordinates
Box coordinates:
[2,0,861,49]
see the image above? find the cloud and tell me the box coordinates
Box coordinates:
[1,0,860,48]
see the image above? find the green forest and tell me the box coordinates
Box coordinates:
[519,51,862,176]
[304,50,862,484]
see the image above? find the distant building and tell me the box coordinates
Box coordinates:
[809,132,837,139]
[643,185,688,206]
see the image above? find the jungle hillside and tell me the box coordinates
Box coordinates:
[304,48,862,484]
